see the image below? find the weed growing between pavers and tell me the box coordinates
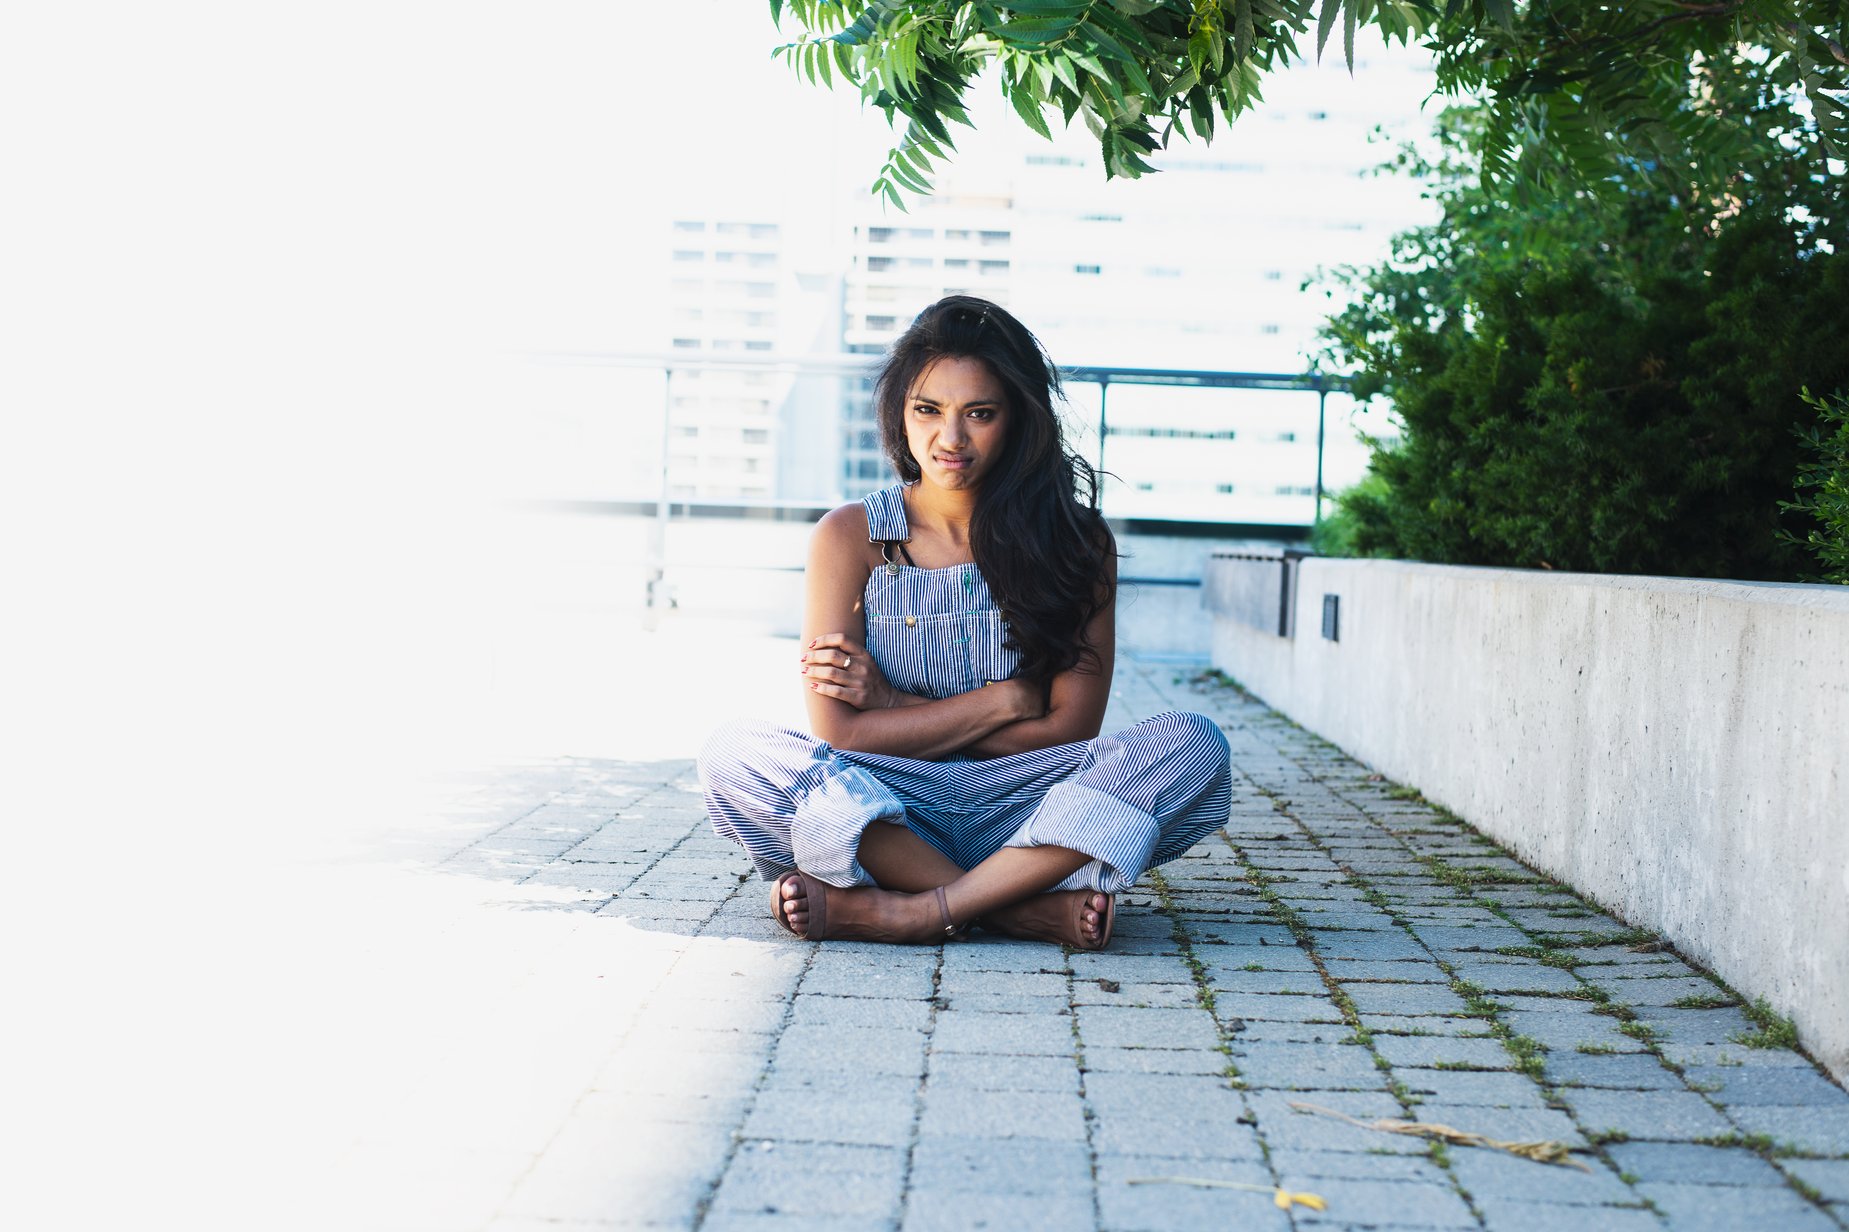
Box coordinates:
[1494,944,1582,970]
[1534,926,1661,948]
[1733,996,1801,1050]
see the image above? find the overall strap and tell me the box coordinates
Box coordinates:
[862,484,915,569]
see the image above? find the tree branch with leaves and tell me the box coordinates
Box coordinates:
[768,0,1849,204]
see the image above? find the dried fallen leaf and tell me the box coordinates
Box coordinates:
[1097,978,1121,993]
[1287,1102,1591,1171]
[1274,1189,1327,1210]
[1127,1177,1327,1211]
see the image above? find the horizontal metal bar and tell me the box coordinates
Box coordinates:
[527,350,1346,392]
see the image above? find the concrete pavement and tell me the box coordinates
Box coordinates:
[424,657,1849,1232]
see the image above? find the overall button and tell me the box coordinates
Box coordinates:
[905,615,917,627]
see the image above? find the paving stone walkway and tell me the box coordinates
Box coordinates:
[435,658,1849,1232]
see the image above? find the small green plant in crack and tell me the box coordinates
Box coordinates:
[1428,1140,1452,1168]
[1588,1129,1632,1146]
[1450,979,1504,1018]
[1576,1042,1620,1055]
[1243,962,1264,972]
[1670,993,1737,1010]
[1619,1020,1661,1043]
[1731,997,1799,1050]
[1385,784,1426,802]
[1695,1131,1779,1152]
[1501,1033,1548,1080]
[1493,944,1581,971]
[1547,927,1659,949]
[1189,667,1246,695]
[1787,1176,1827,1204]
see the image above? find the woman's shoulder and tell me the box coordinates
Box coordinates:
[815,485,909,545]
[810,500,880,565]
[814,499,869,540]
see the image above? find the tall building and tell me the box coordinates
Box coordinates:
[663,219,842,503]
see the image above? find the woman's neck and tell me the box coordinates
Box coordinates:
[904,481,976,550]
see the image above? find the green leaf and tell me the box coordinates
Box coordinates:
[1086,3,1159,55]
[1009,80,1055,138]
[1316,0,1340,62]
[1343,0,1355,73]
[997,0,1088,13]
[996,15,1080,46]
[1106,0,1165,14]
[1188,26,1211,78]
[1233,0,1254,63]
[1482,0,1514,32]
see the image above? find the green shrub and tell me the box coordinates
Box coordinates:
[1314,82,1848,581]
[1310,472,1389,557]
[1780,389,1849,585]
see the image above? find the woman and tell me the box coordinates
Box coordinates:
[700,296,1231,948]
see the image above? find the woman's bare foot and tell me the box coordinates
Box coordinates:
[771,872,954,943]
[981,889,1114,950]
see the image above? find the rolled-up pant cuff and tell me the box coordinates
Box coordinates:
[791,764,907,888]
[1002,781,1159,895]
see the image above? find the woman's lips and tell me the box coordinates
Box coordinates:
[937,454,971,469]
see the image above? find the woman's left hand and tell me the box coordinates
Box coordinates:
[802,633,902,711]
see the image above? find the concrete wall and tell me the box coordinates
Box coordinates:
[1205,555,1849,1084]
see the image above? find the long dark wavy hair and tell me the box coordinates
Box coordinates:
[874,295,1114,686]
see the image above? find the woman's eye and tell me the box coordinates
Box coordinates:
[912,404,937,416]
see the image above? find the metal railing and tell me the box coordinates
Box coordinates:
[532,350,1351,621]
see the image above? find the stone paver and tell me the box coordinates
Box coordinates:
[420,658,1845,1232]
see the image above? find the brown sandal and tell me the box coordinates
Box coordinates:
[981,889,1115,951]
[769,871,828,939]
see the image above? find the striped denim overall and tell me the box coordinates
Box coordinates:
[700,484,1232,893]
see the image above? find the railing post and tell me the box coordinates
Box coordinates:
[1313,386,1328,525]
[1096,373,1110,494]
[647,366,673,629]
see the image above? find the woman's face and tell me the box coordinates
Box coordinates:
[903,356,1009,493]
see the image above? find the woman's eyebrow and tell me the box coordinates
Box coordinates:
[912,396,1001,408]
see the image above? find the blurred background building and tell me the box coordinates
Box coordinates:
[622,42,1435,527]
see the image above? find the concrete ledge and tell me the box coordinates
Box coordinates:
[1205,555,1849,1084]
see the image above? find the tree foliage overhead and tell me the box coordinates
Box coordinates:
[767,0,1848,205]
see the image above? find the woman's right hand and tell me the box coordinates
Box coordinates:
[803,632,905,711]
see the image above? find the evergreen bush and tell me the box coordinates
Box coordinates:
[1315,82,1848,581]
[1780,389,1849,585]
